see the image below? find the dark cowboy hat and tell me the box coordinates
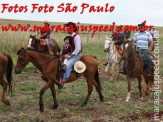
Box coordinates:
[65,22,76,28]
[65,22,77,32]
[138,23,144,27]
[44,21,50,26]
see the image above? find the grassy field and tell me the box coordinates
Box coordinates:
[0,19,163,121]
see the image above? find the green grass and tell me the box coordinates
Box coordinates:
[0,19,163,121]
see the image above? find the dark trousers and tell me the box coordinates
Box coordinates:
[140,49,152,74]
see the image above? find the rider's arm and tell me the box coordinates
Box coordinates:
[148,40,153,53]
[147,33,153,53]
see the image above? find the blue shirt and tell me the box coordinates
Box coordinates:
[133,31,152,49]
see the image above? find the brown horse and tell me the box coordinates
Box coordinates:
[27,35,61,54]
[0,52,13,105]
[15,48,103,112]
[123,41,154,102]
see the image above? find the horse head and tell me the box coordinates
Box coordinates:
[28,34,37,48]
[104,36,113,52]
[15,47,30,74]
[122,41,133,60]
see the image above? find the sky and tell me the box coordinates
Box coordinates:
[0,0,163,26]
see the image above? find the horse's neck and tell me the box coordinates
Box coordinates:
[35,38,40,49]
[27,51,53,71]
[127,48,136,66]
[111,44,120,60]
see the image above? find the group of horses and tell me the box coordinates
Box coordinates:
[0,35,154,112]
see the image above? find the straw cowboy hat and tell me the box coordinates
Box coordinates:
[74,61,86,73]
[44,21,49,25]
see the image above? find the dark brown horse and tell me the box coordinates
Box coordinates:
[27,35,61,54]
[123,41,154,102]
[15,48,103,112]
[0,52,13,105]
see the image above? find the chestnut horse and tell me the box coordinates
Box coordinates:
[27,35,61,54]
[123,41,154,102]
[0,52,13,105]
[15,48,103,112]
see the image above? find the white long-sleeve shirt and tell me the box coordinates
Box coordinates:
[150,30,158,38]
[71,32,82,55]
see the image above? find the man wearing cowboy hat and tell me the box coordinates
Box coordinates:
[150,26,158,42]
[103,25,124,66]
[112,25,125,54]
[57,22,82,88]
[40,21,52,54]
[133,22,153,76]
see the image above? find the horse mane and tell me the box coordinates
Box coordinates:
[123,40,131,45]
[17,47,58,57]
[27,48,59,57]
[35,38,40,44]
[17,47,24,55]
[27,48,49,54]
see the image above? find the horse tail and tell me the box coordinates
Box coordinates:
[3,52,13,94]
[93,55,101,88]
[94,69,101,89]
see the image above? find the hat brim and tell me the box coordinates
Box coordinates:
[74,61,86,73]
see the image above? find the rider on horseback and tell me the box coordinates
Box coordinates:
[150,26,158,42]
[133,23,153,76]
[57,22,82,88]
[40,21,52,54]
[124,28,131,40]
[112,25,125,54]
[60,36,72,71]
[103,25,124,66]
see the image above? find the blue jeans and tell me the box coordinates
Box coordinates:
[63,54,80,79]
[140,49,152,74]
[45,38,50,47]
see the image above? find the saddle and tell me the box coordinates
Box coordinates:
[39,39,56,47]
[135,48,147,69]
[114,45,122,60]
[58,58,79,74]
[40,39,47,46]
[115,45,123,55]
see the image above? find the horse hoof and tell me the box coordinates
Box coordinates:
[52,104,58,109]
[100,96,104,101]
[40,106,44,112]
[3,100,10,105]
[140,97,143,101]
[145,92,149,96]
[81,103,87,107]
[125,99,129,102]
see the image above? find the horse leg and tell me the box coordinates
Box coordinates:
[137,77,143,101]
[93,79,104,101]
[144,76,150,95]
[39,81,52,112]
[110,63,115,80]
[50,84,59,109]
[81,77,93,107]
[105,63,109,72]
[125,76,131,102]
[0,79,10,105]
[115,64,121,80]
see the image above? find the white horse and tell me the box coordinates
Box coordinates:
[104,36,122,80]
